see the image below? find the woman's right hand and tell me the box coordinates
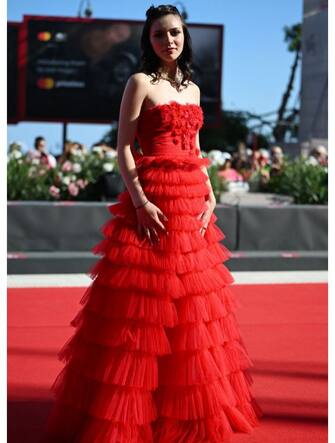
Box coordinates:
[135,201,169,245]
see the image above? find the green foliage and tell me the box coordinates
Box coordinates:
[267,156,328,204]
[207,165,228,200]
[7,157,55,200]
[284,23,301,52]
[7,149,118,201]
[8,149,327,205]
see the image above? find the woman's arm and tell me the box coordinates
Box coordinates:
[116,73,168,244]
[116,73,148,208]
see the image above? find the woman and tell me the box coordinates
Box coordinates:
[44,5,262,442]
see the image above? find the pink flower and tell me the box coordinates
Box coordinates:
[68,182,79,196]
[62,161,73,172]
[49,185,60,199]
[76,179,88,189]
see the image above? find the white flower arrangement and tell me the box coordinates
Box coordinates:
[92,146,103,154]
[207,149,230,166]
[8,150,23,160]
[103,162,114,172]
[105,150,117,159]
[62,176,71,185]
[7,141,121,200]
[72,163,82,173]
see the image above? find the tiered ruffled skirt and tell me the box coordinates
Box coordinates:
[44,154,263,442]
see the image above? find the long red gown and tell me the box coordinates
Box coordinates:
[44,100,263,442]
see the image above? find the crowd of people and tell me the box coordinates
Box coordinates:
[8,136,121,200]
[10,135,328,197]
[23,136,118,168]
[211,142,328,193]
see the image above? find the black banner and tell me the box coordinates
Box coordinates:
[7,23,20,123]
[20,16,223,124]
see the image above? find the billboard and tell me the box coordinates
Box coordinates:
[18,16,223,125]
[7,22,20,123]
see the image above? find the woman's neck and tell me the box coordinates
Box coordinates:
[158,62,179,78]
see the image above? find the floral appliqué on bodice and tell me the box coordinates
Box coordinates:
[136,101,204,156]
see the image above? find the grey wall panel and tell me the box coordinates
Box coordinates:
[239,206,327,251]
[8,202,111,252]
[214,205,237,251]
[7,202,327,253]
[7,203,238,252]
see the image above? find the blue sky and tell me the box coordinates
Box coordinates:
[7,0,303,154]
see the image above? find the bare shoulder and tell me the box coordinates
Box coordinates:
[123,72,152,103]
[118,72,152,121]
[127,72,152,88]
[187,80,201,103]
[121,73,150,107]
[188,80,200,91]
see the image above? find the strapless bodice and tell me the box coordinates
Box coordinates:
[135,100,204,157]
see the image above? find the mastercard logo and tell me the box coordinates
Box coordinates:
[37,32,52,41]
[37,78,55,89]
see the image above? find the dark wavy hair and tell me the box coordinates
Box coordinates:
[139,4,193,86]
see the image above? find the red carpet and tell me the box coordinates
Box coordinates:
[7,282,328,442]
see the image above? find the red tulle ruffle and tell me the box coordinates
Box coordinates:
[44,149,263,442]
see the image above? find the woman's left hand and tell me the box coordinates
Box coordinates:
[198,198,216,236]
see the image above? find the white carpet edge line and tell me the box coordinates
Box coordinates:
[7,271,328,288]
